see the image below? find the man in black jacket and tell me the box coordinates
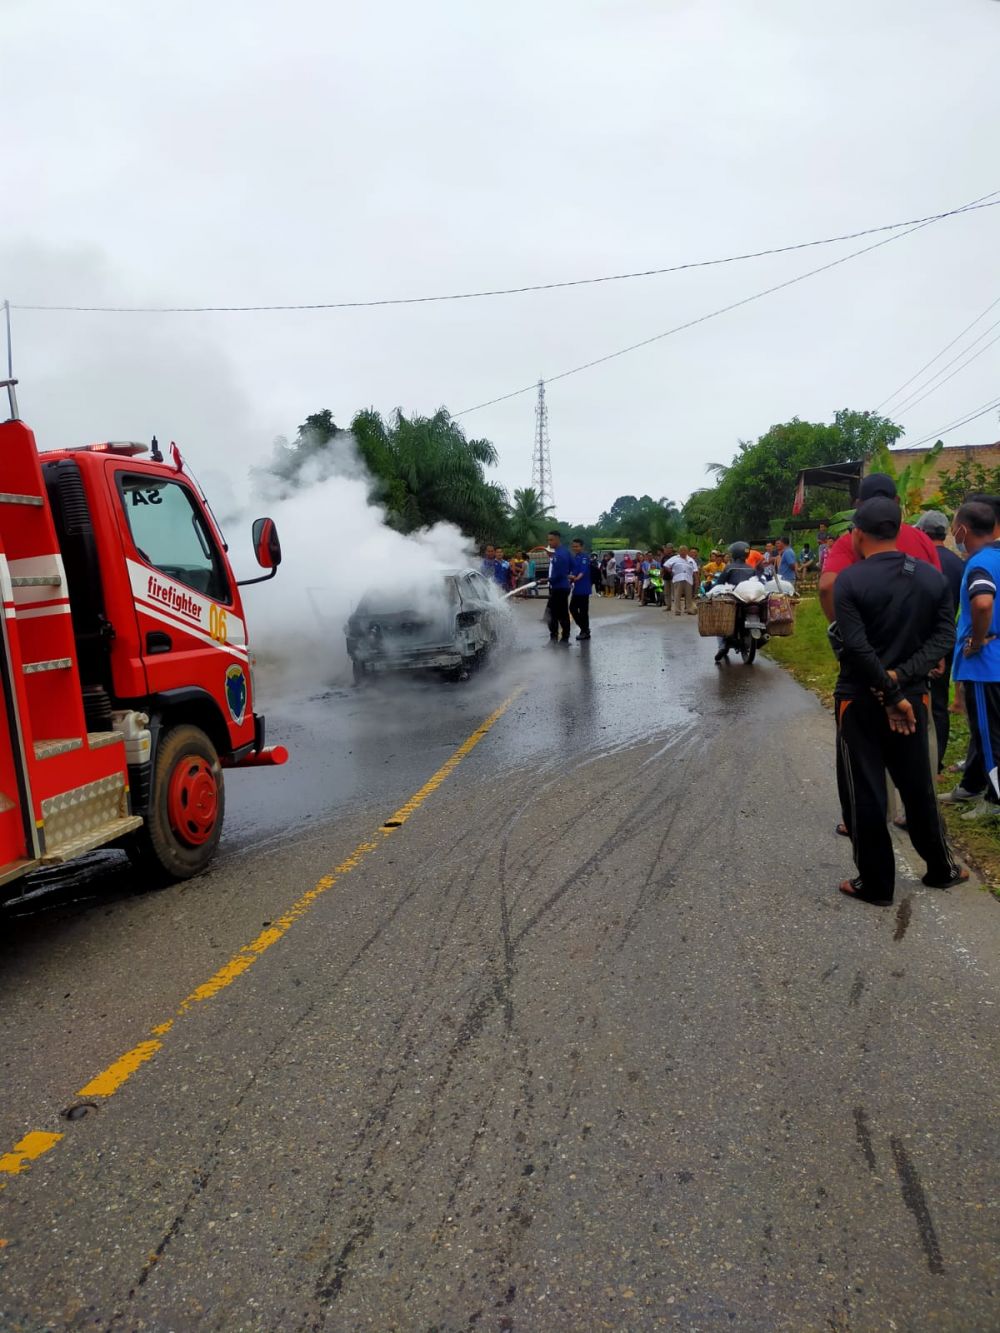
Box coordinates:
[834,498,966,905]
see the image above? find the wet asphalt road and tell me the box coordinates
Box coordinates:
[1,596,998,1331]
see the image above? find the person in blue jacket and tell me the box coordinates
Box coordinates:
[569,537,592,640]
[545,529,572,643]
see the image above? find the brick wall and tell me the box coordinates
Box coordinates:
[888,440,1000,491]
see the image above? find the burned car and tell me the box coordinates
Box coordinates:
[346,568,508,682]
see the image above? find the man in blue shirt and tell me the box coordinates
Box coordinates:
[951,500,1000,820]
[569,538,592,640]
[481,545,496,581]
[775,535,797,585]
[493,546,512,592]
[545,529,572,643]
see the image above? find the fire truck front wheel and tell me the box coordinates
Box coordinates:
[130,724,226,883]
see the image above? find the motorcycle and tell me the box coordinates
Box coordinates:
[716,599,771,665]
[645,568,666,607]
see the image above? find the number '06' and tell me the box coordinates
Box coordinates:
[209,605,228,643]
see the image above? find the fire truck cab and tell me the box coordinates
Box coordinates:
[0,379,287,903]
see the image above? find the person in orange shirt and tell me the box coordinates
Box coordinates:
[746,547,765,571]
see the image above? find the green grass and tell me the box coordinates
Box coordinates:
[764,598,1000,896]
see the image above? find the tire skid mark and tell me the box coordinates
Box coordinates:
[103,999,317,1332]
[890,1136,945,1275]
[852,1106,877,1173]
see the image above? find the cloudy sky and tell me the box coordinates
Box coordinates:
[3,0,999,522]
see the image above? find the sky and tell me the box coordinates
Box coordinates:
[3,0,999,524]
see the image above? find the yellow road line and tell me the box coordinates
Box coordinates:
[0,1132,64,1185]
[0,689,521,1195]
[78,1040,163,1098]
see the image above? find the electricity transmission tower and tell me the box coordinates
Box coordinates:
[531,379,554,510]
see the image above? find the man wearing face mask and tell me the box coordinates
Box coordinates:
[950,501,1000,822]
[833,497,965,905]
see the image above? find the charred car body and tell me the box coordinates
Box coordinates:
[346,568,508,681]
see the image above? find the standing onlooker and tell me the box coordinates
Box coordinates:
[799,542,814,575]
[604,553,617,597]
[525,551,538,596]
[821,474,942,838]
[949,501,1000,822]
[666,546,697,616]
[915,510,964,773]
[661,544,676,608]
[775,535,797,586]
[833,497,964,905]
[493,547,512,592]
[545,530,572,643]
[746,546,765,572]
[481,545,496,579]
[819,473,940,621]
[762,541,775,572]
[569,538,593,641]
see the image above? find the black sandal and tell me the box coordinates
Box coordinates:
[839,878,892,907]
[922,866,970,889]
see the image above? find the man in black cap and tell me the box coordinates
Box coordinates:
[819,472,940,622]
[833,496,966,905]
[821,472,943,839]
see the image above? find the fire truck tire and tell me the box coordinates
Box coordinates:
[128,725,225,884]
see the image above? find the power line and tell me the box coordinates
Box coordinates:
[454,202,973,417]
[892,321,1000,416]
[876,291,1000,411]
[10,193,1000,315]
[906,392,1000,448]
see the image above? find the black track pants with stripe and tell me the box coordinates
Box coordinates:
[964,679,1000,804]
[836,691,958,899]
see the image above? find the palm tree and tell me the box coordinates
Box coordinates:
[507,486,554,549]
[352,407,509,542]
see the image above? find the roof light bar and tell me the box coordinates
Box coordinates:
[69,441,149,455]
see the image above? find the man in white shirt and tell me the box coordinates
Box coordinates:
[666,546,698,616]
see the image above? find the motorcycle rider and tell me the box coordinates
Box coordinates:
[714,541,756,663]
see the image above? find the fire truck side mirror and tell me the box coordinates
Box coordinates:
[252,517,282,570]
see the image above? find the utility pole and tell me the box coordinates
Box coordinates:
[531,379,554,510]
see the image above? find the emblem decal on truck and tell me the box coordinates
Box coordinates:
[225,664,247,726]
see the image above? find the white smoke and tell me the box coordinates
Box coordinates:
[238,434,475,692]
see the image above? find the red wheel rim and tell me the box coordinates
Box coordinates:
[166,755,218,847]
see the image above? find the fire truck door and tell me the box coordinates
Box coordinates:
[115,473,251,731]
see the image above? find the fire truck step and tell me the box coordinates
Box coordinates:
[40,815,144,865]
[34,737,84,760]
[10,575,63,587]
[0,492,44,506]
[87,730,125,750]
[22,657,73,674]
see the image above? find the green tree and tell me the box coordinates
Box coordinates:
[506,487,554,549]
[938,450,1000,511]
[258,405,509,544]
[705,409,901,538]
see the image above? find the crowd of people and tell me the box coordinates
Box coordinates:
[811,471,1000,908]
[481,473,1000,911]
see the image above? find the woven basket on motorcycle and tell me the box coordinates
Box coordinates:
[765,593,798,637]
[697,594,738,637]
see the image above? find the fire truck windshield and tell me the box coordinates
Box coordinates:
[119,474,232,605]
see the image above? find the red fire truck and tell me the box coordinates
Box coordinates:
[0,378,287,903]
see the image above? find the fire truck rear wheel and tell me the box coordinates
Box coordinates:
[130,725,225,884]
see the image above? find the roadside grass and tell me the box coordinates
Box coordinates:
[763,598,837,706]
[764,597,1000,897]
